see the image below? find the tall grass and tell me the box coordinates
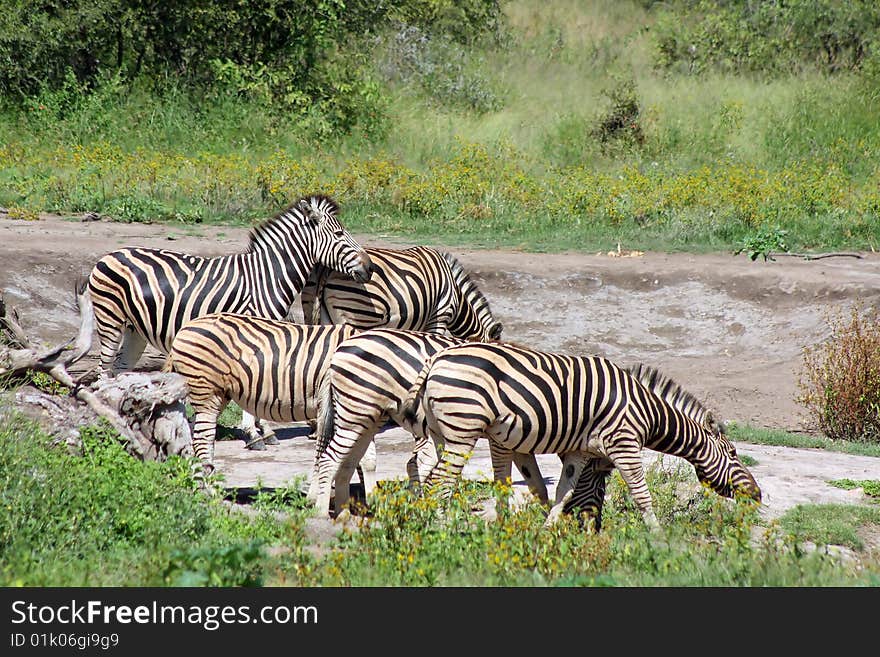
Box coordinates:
[2,0,880,251]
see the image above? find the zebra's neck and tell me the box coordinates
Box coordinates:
[644,397,716,467]
[244,225,316,318]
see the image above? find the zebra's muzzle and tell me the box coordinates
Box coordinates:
[350,252,375,283]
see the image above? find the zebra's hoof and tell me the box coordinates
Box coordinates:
[245,437,267,451]
[262,434,279,446]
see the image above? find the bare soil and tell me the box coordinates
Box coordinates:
[3,213,879,533]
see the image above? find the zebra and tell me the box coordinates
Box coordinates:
[307,328,547,518]
[87,194,373,450]
[299,246,503,342]
[403,342,761,529]
[560,362,751,532]
[162,313,359,473]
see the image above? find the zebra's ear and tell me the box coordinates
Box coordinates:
[308,200,326,226]
[706,411,725,435]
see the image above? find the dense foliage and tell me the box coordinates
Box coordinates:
[0,0,503,134]
[653,0,880,75]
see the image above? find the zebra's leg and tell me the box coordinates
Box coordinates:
[93,315,126,375]
[406,435,438,491]
[424,432,479,501]
[240,411,267,451]
[487,443,548,516]
[544,452,590,527]
[512,452,549,506]
[258,418,278,446]
[190,394,226,477]
[606,440,660,530]
[313,410,384,517]
[564,457,613,533]
[115,327,147,372]
[329,434,376,517]
[357,439,378,495]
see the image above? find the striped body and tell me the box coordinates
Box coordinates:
[164,313,357,468]
[406,343,761,528]
[307,328,546,517]
[301,247,502,342]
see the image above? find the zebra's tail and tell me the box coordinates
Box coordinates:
[160,352,175,374]
[403,345,455,424]
[314,371,335,456]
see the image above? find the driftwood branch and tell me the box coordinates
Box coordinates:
[0,294,31,349]
[2,282,192,461]
[0,282,92,376]
[768,252,863,261]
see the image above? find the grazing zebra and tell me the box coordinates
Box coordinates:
[87,194,372,449]
[560,362,751,531]
[307,328,547,517]
[300,246,503,342]
[404,343,761,529]
[162,313,359,473]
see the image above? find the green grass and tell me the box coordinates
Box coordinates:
[728,423,880,458]
[779,504,880,552]
[1,411,877,586]
[829,479,880,500]
[0,411,311,586]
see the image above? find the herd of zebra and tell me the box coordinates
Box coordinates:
[85,193,762,532]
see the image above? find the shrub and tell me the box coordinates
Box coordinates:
[797,302,880,443]
[379,24,504,113]
[593,77,645,151]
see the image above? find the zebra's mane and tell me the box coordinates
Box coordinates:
[247,194,339,252]
[626,362,716,426]
[441,251,492,313]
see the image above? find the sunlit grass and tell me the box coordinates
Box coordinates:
[728,423,880,458]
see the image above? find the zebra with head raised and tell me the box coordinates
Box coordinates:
[403,342,761,529]
[300,246,503,342]
[307,328,547,518]
[87,194,372,449]
[162,313,359,473]
[561,362,750,531]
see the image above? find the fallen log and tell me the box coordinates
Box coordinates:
[1,282,192,461]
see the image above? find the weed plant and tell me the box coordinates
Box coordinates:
[797,302,880,444]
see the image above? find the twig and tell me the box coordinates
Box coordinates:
[769,252,863,261]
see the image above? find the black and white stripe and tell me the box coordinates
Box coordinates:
[300,247,502,342]
[163,313,358,470]
[307,328,545,517]
[561,362,752,531]
[404,343,761,528]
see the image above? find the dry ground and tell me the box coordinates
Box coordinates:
[2,212,879,527]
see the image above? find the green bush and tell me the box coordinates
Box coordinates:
[0,1,506,135]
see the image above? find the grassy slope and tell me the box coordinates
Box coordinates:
[1,1,878,252]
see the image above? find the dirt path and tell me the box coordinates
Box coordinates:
[2,213,879,524]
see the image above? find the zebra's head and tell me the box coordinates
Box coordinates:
[694,413,762,503]
[297,194,373,283]
[627,363,761,504]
